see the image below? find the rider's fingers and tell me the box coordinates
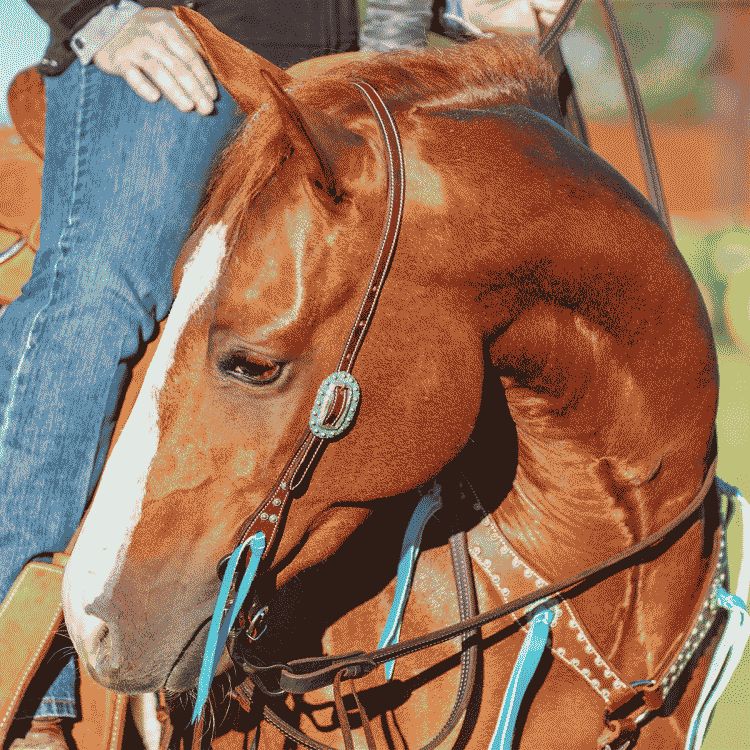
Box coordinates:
[531,0,574,28]
[162,26,218,101]
[122,66,161,104]
[137,55,195,112]
[158,50,215,114]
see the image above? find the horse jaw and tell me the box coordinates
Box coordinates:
[62,223,231,691]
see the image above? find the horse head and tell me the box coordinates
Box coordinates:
[62,12,549,692]
[63,10,717,706]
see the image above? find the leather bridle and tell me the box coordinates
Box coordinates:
[232,79,405,566]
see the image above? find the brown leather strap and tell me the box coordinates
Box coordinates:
[0,561,65,745]
[333,670,354,750]
[277,459,717,694]
[333,669,377,750]
[534,7,589,147]
[538,0,585,57]
[258,529,480,750]
[538,0,671,233]
[235,79,405,562]
[595,0,671,233]
[421,531,479,750]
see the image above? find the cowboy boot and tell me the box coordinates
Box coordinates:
[8,718,70,750]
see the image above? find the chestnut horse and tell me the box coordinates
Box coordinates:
[61,10,721,750]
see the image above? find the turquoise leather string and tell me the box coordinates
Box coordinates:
[489,607,554,750]
[685,585,750,750]
[192,532,267,724]
[378,484,442,679]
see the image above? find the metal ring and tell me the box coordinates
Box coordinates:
[247,605,269,642]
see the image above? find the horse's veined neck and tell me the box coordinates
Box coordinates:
[479,279,716,676]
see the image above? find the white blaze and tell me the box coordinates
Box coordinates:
[63,224,230,636]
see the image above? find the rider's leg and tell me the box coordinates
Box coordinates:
[0,59,243,722]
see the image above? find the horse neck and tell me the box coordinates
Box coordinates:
[473,235,719,677]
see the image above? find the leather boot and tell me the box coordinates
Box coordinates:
[8,718,70,750]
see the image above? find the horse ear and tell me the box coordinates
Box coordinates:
[173,7,292,113]
[260,70,358,203]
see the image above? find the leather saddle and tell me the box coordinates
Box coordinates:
[0,67,44,307]
[0,68,129,750]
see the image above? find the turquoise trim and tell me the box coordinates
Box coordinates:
[490,608,554,750]
[378,485,442,679]
[192,532,266,724]
[685,585,749,750]
[716,587,748,614]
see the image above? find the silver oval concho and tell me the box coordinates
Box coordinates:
[309,371,361,440]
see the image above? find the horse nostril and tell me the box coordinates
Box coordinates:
[77,608,120,675]
[97,622,110,649]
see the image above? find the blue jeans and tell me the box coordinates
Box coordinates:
[0,61,242,718]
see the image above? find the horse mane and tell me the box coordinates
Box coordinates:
[197,35,560,242]
[308,34,561,118]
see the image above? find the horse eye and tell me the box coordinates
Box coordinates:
[220,352,283,385]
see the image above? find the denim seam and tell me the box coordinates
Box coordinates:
[0,63,90,456]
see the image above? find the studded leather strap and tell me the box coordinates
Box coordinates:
[235,79,405,561]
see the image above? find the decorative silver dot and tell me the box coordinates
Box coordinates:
[260,512,269,520]
[269,514,278,523]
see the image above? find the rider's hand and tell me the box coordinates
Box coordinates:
[93,8,218,115]
[530,0,567,29]
[473,0,568,36]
